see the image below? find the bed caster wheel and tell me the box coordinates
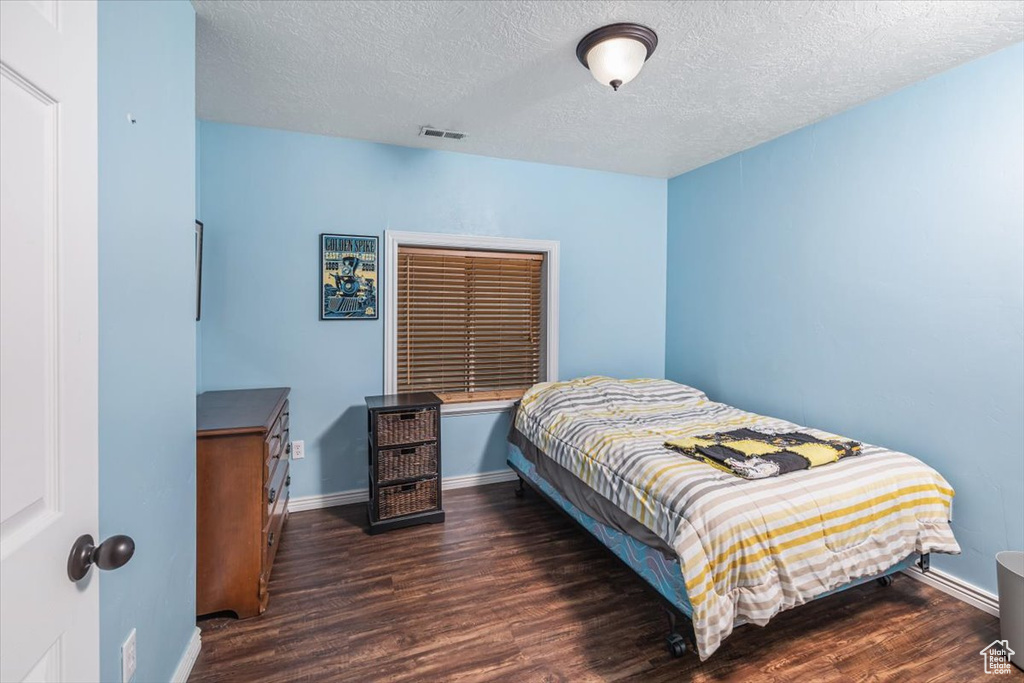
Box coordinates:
[877,575,894,587]
[666,632,687,658]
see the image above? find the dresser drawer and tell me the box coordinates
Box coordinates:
[265,426,289,467]
[264,400,289,457]
[376,408,437,447]
[259,493,288,614]
[263,492,287,572]
[265,460,289,524]
[270,400,289,440]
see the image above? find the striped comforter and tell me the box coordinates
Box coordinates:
[515,377,960,659]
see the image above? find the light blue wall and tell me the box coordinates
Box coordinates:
[98,2,196,681]
[666,43,1024,594]
[197,121,667,498]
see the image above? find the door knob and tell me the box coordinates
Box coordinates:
[67,534,135,582]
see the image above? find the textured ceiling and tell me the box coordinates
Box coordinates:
[194,1,1024,178]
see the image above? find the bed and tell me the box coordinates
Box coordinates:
[506,377,960,659]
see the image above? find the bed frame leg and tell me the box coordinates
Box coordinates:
[514,476,525,498]
[918,553,930,573]
[663,606,692,658]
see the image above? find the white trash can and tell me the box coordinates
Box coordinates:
[997,551,1024,669]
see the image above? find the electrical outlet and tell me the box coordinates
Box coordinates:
[121,628,137,683]
[291,440,304,459]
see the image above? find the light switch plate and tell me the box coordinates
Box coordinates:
[291,440,304,459]
[121,628,137,683]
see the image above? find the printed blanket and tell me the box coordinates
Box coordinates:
[665,428,861,479]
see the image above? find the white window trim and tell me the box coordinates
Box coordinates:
[384,230,559,416]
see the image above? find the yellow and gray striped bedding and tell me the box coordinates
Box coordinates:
[515,377,960,659]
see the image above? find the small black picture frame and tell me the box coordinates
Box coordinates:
[320,234,379,320]
[195,220,204,321]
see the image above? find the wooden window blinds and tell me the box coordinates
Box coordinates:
[397,247,544,403]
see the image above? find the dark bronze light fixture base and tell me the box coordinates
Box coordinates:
[575,23,659,69]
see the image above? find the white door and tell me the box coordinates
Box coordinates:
[1,1,100,681]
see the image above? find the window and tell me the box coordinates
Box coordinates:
[385,232,558,414]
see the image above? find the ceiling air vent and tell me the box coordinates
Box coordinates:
[419,126,467,141]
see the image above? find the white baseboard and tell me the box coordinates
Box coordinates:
[170,626,201,683]
[287,488,367,512]
[901,565,999,617]
[288,468,519,513]
[441,469,519,490]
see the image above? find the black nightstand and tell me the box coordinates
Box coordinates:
[365,392,445,533]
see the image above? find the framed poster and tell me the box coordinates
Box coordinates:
[320,234,379,320]
[195,220,203,321]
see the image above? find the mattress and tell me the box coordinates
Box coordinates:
[514,377,960,659]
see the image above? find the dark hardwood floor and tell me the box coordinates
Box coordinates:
[190,482,1009,682]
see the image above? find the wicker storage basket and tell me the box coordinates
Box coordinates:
[377,443,437,483]
[377,408,436,447]
[378,478,438,519]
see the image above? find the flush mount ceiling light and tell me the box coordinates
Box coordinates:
[576,23,658,91]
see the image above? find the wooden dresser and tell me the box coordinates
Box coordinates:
[196,387,290,618]
[365,392,445,533]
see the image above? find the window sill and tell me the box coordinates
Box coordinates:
[440,400,516,417]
